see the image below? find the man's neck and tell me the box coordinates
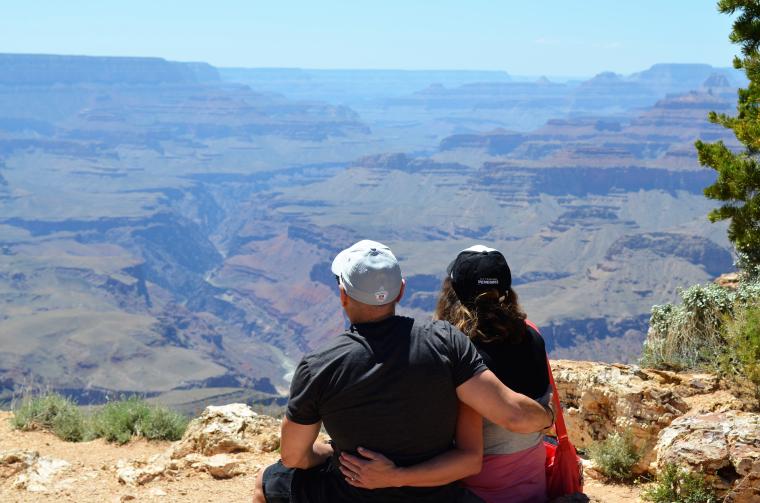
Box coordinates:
[348,309,396,325]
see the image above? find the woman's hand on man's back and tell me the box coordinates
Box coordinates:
[339,447,400,489]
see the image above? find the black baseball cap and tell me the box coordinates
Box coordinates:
[448,245,511,305]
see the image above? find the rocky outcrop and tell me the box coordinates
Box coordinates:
[1,365,756,501]
[655,412,760,496]
[716,272,741,290]
[170,403,280,458]
[552,360,690,472]
[116,404,281,486]
[554,360,760,498]
[0,449,73,493]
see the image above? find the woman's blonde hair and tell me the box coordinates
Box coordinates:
[434,276,527,344]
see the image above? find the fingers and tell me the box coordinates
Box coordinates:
[339,453,365,473]
[338,466,369,489]
[345,476,368,488]
[356,446,383,460]
[338,465,356,479]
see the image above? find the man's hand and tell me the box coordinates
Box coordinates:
[339,447,399,489]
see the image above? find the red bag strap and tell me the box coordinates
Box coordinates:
[545,354,568,441]
[524,320,569,440]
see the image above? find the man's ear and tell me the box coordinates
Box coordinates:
[339,286,349,308]
[394,279,406,303]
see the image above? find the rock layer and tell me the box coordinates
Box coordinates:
[552,360,690,471]
[655,412,760,495]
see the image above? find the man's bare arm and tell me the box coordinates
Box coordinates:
[456,369,552,434]
[279,417,334,469]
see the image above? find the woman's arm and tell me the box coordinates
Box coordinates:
[338,402,483,489]
[456,369,553,433]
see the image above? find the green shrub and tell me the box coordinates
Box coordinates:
[642,464,717,503]
[588,431,641,482]
[11,392,90,442]
[138,405,188,441]
[642,283,733,369]
[92,396,151,444]
[722,303,760,395]
[641,280,760,370]
[50,403,91,442]
[92,396,187,444]
[11,393,187,444]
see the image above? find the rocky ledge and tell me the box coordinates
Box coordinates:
[1,361,758,502]
[552,359,759,500]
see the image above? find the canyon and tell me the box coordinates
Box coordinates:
[0,54,743,407]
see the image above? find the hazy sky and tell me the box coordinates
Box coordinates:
[0,0,739,76]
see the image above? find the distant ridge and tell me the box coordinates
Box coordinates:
[628,63,746,94]
[218,67,512,103]
[0,53,219,85]
[220,67,511,79]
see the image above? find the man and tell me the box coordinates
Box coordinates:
[255,240,553,503]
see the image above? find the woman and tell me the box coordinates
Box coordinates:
[439,245,550,503]
[340,245,550,503]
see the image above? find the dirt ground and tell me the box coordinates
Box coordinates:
[0,411,641,502]
[0,411,279,503]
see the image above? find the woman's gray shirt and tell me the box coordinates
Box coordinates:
[482,385,551,455]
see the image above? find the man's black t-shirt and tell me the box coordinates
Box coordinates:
[285,315,487,503]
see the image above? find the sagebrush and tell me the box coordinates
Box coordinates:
[641,280,760,371]
[642,463,716,503]
[588,431,641,482]
[92,395,187,444]
[11,393,90,442]
[11,392,187,443]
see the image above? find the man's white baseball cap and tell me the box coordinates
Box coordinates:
[331,240,402,306]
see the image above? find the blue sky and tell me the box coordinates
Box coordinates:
[0,0,738,76]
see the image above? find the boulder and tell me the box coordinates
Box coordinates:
[115,449,251,484]
[655,411,760,496]
[14,456,71,492]
[170,403,280,458]
[198,453,247,479]
[715,272,740,290]
[116,456,170,486]
[1,449,72,493]
[114,405,274,485]
[551,360,690,472]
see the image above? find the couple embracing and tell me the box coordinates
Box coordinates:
[254,240,554,503]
